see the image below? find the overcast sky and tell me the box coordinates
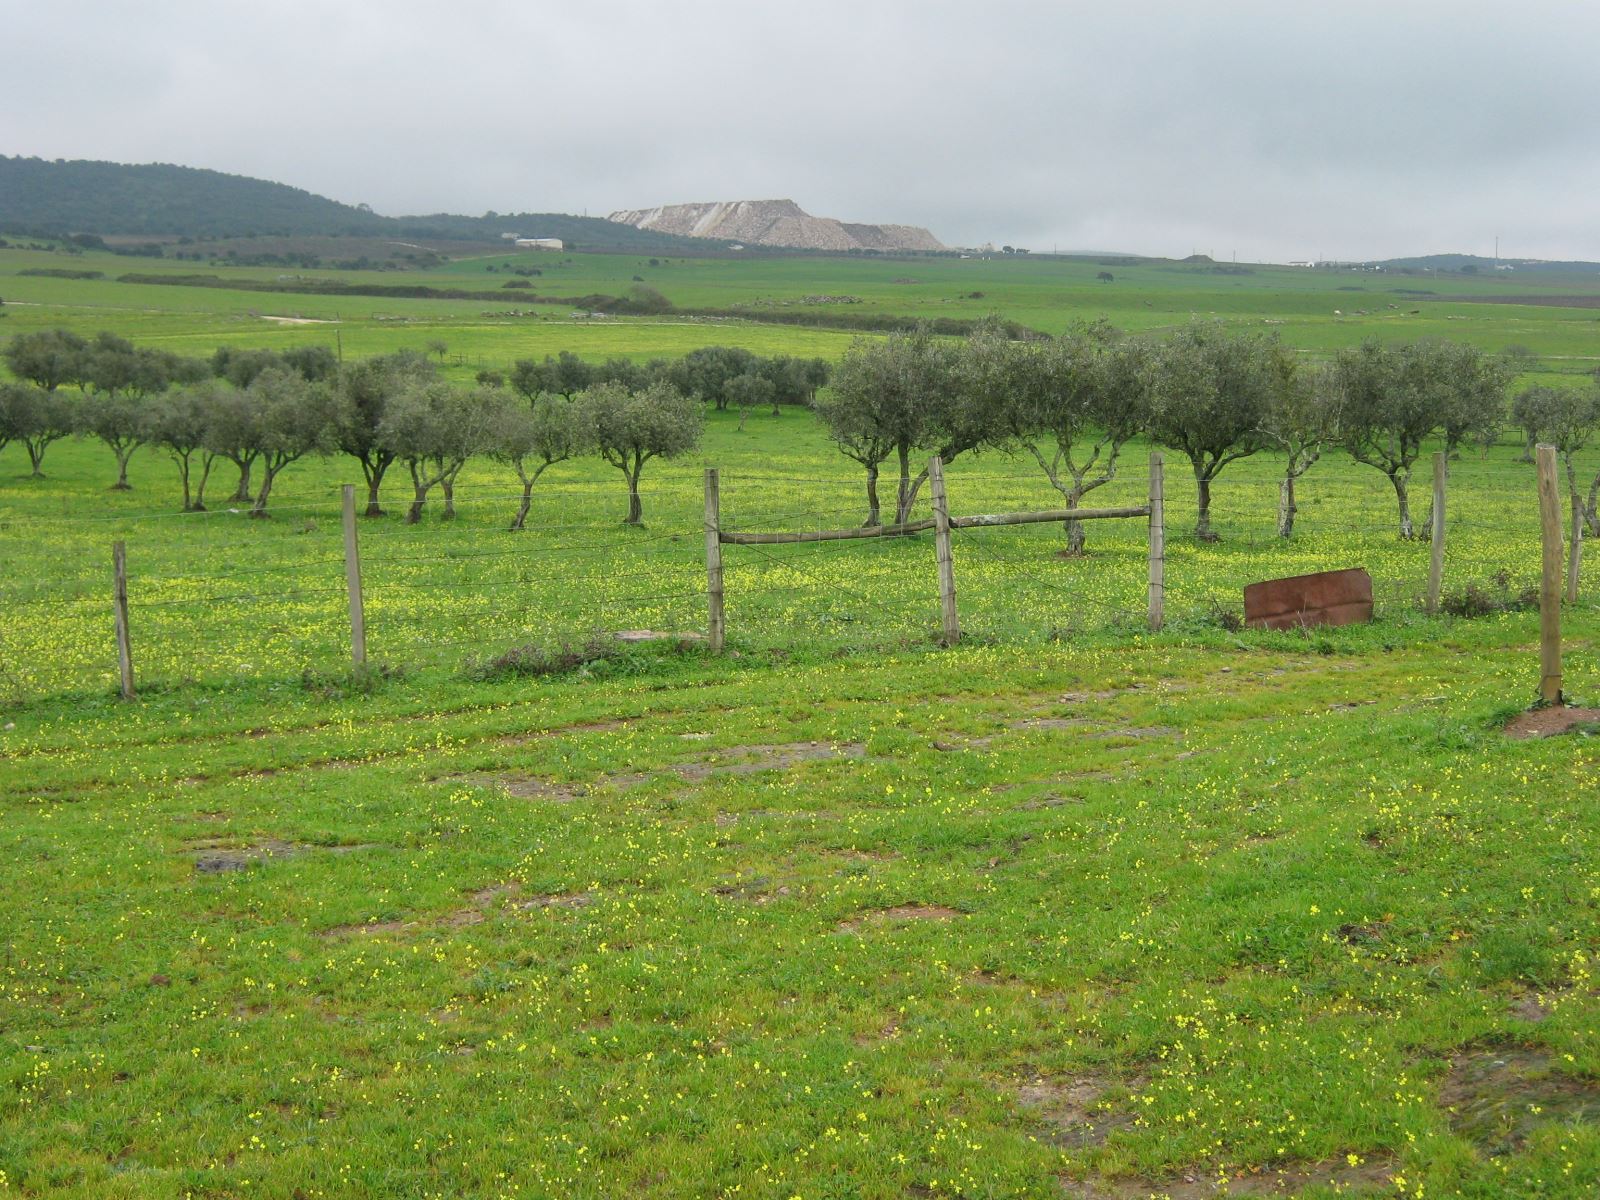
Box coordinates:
[7,0,1599,261]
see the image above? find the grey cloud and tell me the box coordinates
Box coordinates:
[5,0,1598,260]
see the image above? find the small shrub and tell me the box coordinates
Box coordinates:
[464,635,621,681]
[1204,602,1245,632]
[300,661,404,698]
[1440,574,1538,619]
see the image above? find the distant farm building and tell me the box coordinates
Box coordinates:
[515,237,564,250]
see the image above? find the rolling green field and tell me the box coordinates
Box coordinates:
[3,241,1599,382]
[4,241,1600,1198]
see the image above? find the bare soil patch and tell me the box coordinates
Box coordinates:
[711,875,792,903]
[1017,1074,1136,1149]
[836,903,962,933]
[677,741,866,779]
[320,882,590,937]
[509,892,591,911]
[1087,726,1178,742]
[1010,716,1097,733]
[1071,1156,1399,1198]
[1503,706,1600,739]
[497,719,630,747]
[187,838,378,873]
[322,918,411,939]
[1439,1042,1600,1155]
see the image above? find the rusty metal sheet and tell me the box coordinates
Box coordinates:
[1243,567,1374,631]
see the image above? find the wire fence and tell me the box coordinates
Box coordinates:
[0,449,1590,706]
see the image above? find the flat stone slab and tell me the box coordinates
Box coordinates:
[1244,567,1373,630]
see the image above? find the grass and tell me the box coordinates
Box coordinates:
[0,409,1588,704]
[5,242,1600,388]
[4,242,1600,1196]
[2,618,1598,1197]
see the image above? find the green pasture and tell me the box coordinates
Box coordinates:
[3,243,1599,386]
[4,240,1600,1198]
[0,406,1591,706]
[1,597,1597,1197]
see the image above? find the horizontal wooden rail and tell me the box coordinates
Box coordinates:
[953,504,1151,529]
[719,504,1151,546]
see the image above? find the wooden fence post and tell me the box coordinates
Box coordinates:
[1148,452,1165,632]
[112,540,134,700]
[703,468,725,653]
[1570,492,1584,605]
[928,456,960,645]
[1537,445,1564,705]
[342,485,367,668]
[1426,451,1447,615]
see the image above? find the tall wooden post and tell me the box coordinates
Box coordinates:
[112,540,134,700]
[342,485,367,667]
[1147,452,1165,632]
[703,468,725,653]
[1537,445,1563,705]
[1569,492,1584,605]
[928,456,959,645]
[1426,451,1447,615]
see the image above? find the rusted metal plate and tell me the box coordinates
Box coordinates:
[1244,567,1374,630]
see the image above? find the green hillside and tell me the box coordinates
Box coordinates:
[0,155,718,252]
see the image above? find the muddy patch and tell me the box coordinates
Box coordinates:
[836,903,962,933]
[1071,1155,1400,1198]
[1087,725,1179,742]
[934,718,1095,752]
[1011,716,1097,733]
[677,741,866,779]
[716,807,835,829]
[497,718,630,747]
[322,918,411,939]
[828,847,900,865]
[711,875,793,903]
[1504,706,1600,739]
[509,891,592,912]
[1016,1074,1137,1150]
[320,882,590,938]
[1439,1042,1600,1155]
[1509,990,1564,1023]
[187,838,379,873]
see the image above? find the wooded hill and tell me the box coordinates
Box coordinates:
[0,156,718,252]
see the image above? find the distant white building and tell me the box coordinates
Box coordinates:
[515,238,564,250]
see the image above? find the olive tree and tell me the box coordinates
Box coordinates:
[724,372,775,431]
[1334,339,1503,538]
[1145,322,1287,540]
[3,328,87,393]
[813,327,970,527]
[331,350,436,516]
[488,394,590,530]
[242,368,335,518]
[77,333,200,489]
[993,324,1149,554]
[1438,344,1510,458]
[77,390,152,490]
[1513,383,1600,535]
[510,351,593,402]
[378,381,493,524]
[147,382,225,510]
[671,346,758,411]
[0,383,74,478]
[202,384,266,504]
[577,380,703,524]
[1258,365,1340,538]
